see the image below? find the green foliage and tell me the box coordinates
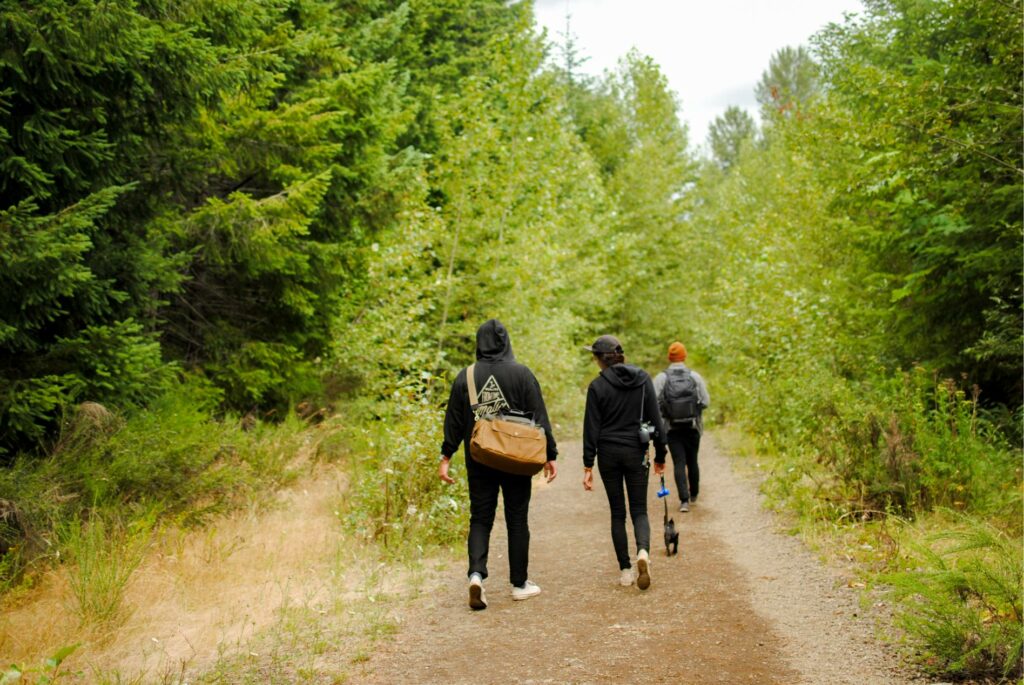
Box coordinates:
[341,386,470,552]
[0,0,228,452]
[0,186,172,455]
[572,51,696,363]
[688,3,1021,678]
[1,0,419,451]
[813,0,1023,399]
[2,645,79,685]
[156,0,416,416]
[0,377,306,590]
[884,518,1023,680]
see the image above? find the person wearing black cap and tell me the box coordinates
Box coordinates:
[582,334,667,590]
[438,319,558,610]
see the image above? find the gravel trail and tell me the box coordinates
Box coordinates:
[351,436,922,685]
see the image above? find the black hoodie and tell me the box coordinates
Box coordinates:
[582,363,667,469]
[440,320,558,462]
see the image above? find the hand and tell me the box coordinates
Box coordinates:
[543,460,557,483]
[583,468,593,491]
[654,462,665,475]
[438,457,455,484]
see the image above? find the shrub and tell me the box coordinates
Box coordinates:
[884,517,1023,681]
[0,376,307,591]
[814,369,1021,519]
[341,377,469,554]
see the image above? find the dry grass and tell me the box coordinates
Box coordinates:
[0,462,352,681]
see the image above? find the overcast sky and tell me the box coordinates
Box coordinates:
[532,0,864,151]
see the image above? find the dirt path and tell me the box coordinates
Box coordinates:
[350,437,921,685]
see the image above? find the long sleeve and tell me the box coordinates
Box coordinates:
[643,377,668,464]
[440,370,468,458]
[692,370,710,407]
[652,371,666,398]
[582,383,601,468]
[526,372,558,461]
[652,371,667,419]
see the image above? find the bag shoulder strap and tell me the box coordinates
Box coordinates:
[466,364,479,407]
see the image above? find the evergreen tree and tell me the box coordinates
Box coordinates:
[754,45,821,116]
[0,0,232,453]
[708,105,757,170]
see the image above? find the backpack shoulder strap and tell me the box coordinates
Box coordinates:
[466,364,479,406]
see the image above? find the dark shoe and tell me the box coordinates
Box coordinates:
[679,502,690,513]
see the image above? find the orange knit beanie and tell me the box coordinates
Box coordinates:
[668,341,687,362]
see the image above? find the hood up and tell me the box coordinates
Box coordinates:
[600,363,649,389]
[475,319,515,362]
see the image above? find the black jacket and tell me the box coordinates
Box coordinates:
[440,320,558,462]
[583,363,667,468]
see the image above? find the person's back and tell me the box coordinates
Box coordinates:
[581,334,666,592]
[583,362,660,457]
[652,342,709,513]
[441,322,558,451]
[438,319,557,610]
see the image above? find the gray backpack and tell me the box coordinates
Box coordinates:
[659,367,699,427]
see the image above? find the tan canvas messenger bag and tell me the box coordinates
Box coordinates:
[466,363,547,476]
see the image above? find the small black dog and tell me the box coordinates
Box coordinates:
[664,513,679,556]
[656,476,680,556]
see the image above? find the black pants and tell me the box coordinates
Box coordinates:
[667,427,701,504]
[597,448,650,570]
[466,456,532,587]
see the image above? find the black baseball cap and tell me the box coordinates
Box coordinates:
[582,334,623,354]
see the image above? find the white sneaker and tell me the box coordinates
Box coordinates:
[469,573,487,610]
[636,550,651,590]
[619,568,635,586]
[511,580,542,601]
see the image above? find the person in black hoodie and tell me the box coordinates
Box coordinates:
[582,334,666,590]
[439,320,558,610]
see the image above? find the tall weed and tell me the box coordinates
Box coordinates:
[341,377,469,554]
[817,370,1020,518]
[62,513,150,625]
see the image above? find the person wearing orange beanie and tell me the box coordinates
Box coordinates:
[667,341,687,363]
[652,341,709,512]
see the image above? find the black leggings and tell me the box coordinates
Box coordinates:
[597,449,650,570]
